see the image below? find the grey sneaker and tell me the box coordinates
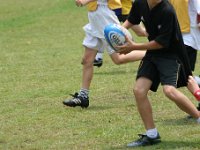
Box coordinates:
[127,133,161,147]
[63,93,89,108]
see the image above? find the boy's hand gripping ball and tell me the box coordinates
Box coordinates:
[104,24,132,51]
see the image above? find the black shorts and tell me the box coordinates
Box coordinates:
[185,45,197,71]
[136,56,181,92]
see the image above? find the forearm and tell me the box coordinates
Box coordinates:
[131,25,148,37]
[122,20,134,30]
[122,21,148,37]
[132,40,163,50]
[85,0,96,3]
[76,0,96,6]
[117,38,163,54]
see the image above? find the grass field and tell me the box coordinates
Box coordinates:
[1,0,200,149]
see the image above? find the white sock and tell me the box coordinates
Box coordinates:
[146,128,158,138]
[79,88,89,98]
[197,117,200,124]
[96,53,103,60]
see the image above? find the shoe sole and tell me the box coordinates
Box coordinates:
[127,140,161,147]
[93,62,103,67]
[63,102,89,108]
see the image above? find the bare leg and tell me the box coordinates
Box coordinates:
[110,50,146,65]
[163,85,200,118]
[187,75,200,94]
[133,77,155,130]
[81,47,97,89]
[63,47,97,108]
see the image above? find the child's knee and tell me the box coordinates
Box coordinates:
[163,85,175,98]
[81,57,92,66]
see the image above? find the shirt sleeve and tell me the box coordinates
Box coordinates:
[154,9,175,48]
[127,1,141,25]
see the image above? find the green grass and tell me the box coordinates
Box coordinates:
[0,0,200,149]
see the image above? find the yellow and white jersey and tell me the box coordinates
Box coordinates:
[170,0,190,33]
[184,0,200,50]
[121,0,132,15]
[86,0,122,11]
[170,0,200,50]
[84,0,120,39]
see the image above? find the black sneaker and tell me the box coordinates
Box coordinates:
[127,133,161,147]
[93,59,103,67]
[63,93,89,108]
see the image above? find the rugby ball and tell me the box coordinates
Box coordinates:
[104,24,132,51]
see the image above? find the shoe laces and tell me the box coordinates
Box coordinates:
[69,93,84,104]
[137,134,147,141]
[70,92,79,98]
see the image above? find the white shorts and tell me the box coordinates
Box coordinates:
[82,3,120,55]
[82,31,115,55]
[183,27,200,50]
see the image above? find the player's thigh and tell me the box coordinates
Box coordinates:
[137,58,160,92]
[82,33,100,62]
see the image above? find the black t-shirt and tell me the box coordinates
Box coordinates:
[128,0,192,86]
[128,0,181,56]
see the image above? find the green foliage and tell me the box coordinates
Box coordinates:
[0,0,200,149]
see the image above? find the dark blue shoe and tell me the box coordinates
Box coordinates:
[127,133,161,147]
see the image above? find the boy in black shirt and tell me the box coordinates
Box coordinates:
[118,0,200,147]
